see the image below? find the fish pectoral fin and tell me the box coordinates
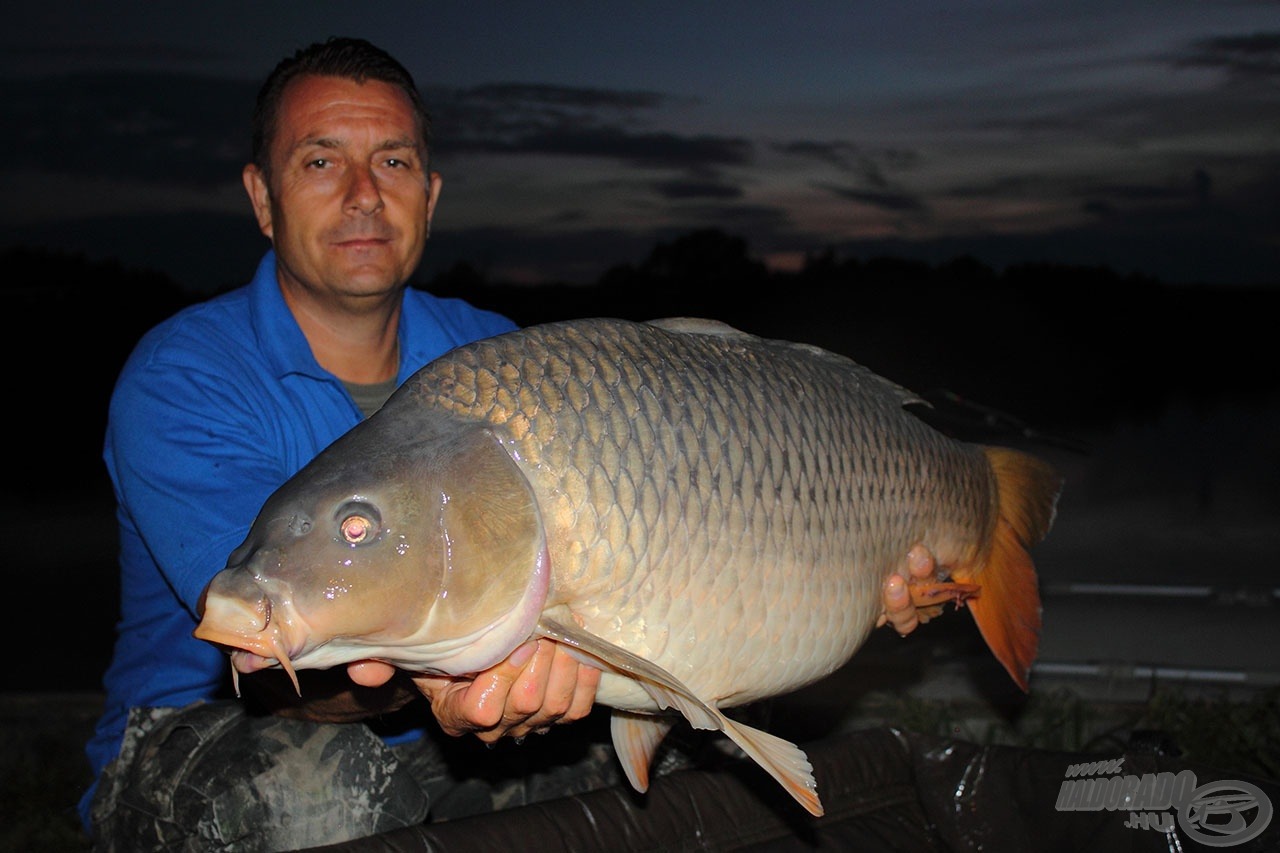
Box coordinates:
[535,617,718,728]
[718,715,823,817]
[610,711,675,792]
[536,617,823,817]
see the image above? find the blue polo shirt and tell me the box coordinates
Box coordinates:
[80,250,516,827]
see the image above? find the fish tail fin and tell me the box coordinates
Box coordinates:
[983,445,1061,549]
[954,446,1062,692]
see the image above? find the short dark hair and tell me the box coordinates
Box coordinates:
[251,37,431,176]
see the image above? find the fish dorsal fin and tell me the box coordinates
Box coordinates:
[644,316,748,338]
[646,316,923,408]
[536,617,823,816]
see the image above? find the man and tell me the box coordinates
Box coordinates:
[81,37,928,851]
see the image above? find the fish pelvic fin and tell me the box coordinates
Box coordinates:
[610,712,675,792]
[954,446,1063,692]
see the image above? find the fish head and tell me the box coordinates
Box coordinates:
[194,404,550,685]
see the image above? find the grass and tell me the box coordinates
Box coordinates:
[0,693,99,853]
[4,686,1276,852]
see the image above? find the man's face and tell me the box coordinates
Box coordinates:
[243,74,439,300]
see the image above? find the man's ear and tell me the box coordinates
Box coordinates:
[242,164,274,240]
[425,171,443,238]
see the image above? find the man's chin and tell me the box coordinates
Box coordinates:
[328,262,409,296]
[329,245,415,287]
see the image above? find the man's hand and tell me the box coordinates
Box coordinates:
[410,640,601,744]
[344,640,601,746]
[876,543,936,635]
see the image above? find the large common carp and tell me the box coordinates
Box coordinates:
[195,317,1061,817]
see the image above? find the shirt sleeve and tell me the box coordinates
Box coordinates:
[106,350,296,617]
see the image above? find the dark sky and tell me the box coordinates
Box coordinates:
[4,1,1279,292]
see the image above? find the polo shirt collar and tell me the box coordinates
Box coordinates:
[246,250,455,387]
[247,250,331,381]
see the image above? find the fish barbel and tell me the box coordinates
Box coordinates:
[195,317,1061,817]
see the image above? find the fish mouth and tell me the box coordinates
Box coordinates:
[227,647,300,696]
[194,592,304,696]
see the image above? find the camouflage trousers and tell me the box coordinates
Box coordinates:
[87,700,673,853]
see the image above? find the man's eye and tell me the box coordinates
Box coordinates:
[385,158,408,168]
[306,158,331,169]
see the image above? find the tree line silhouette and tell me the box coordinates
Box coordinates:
[432,229,1278,433]
[7,230,1277,505]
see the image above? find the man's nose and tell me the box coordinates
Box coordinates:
[344,165,384,215]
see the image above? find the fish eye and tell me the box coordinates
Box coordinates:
[335,501,382,546]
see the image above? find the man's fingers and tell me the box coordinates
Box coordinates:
[467,640,543,739]
[522,643,601,728]
[879,573,920,636]
[498,640,557,721]
[411,640,602,744]
[494,641,600,740]
[525,641,582,720]
[409,675,478,736]
[566,660,601,721]
[905,543,937,580]
[875,543,938,631]
[347,660,397,688]
[408,641,536,738]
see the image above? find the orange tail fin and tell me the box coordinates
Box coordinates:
[952,446,1062,692]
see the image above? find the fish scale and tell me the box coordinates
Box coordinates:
[196,316,1061,817]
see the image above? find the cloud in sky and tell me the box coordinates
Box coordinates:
[1176,31,1280,79]
[3,2,1277,290]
